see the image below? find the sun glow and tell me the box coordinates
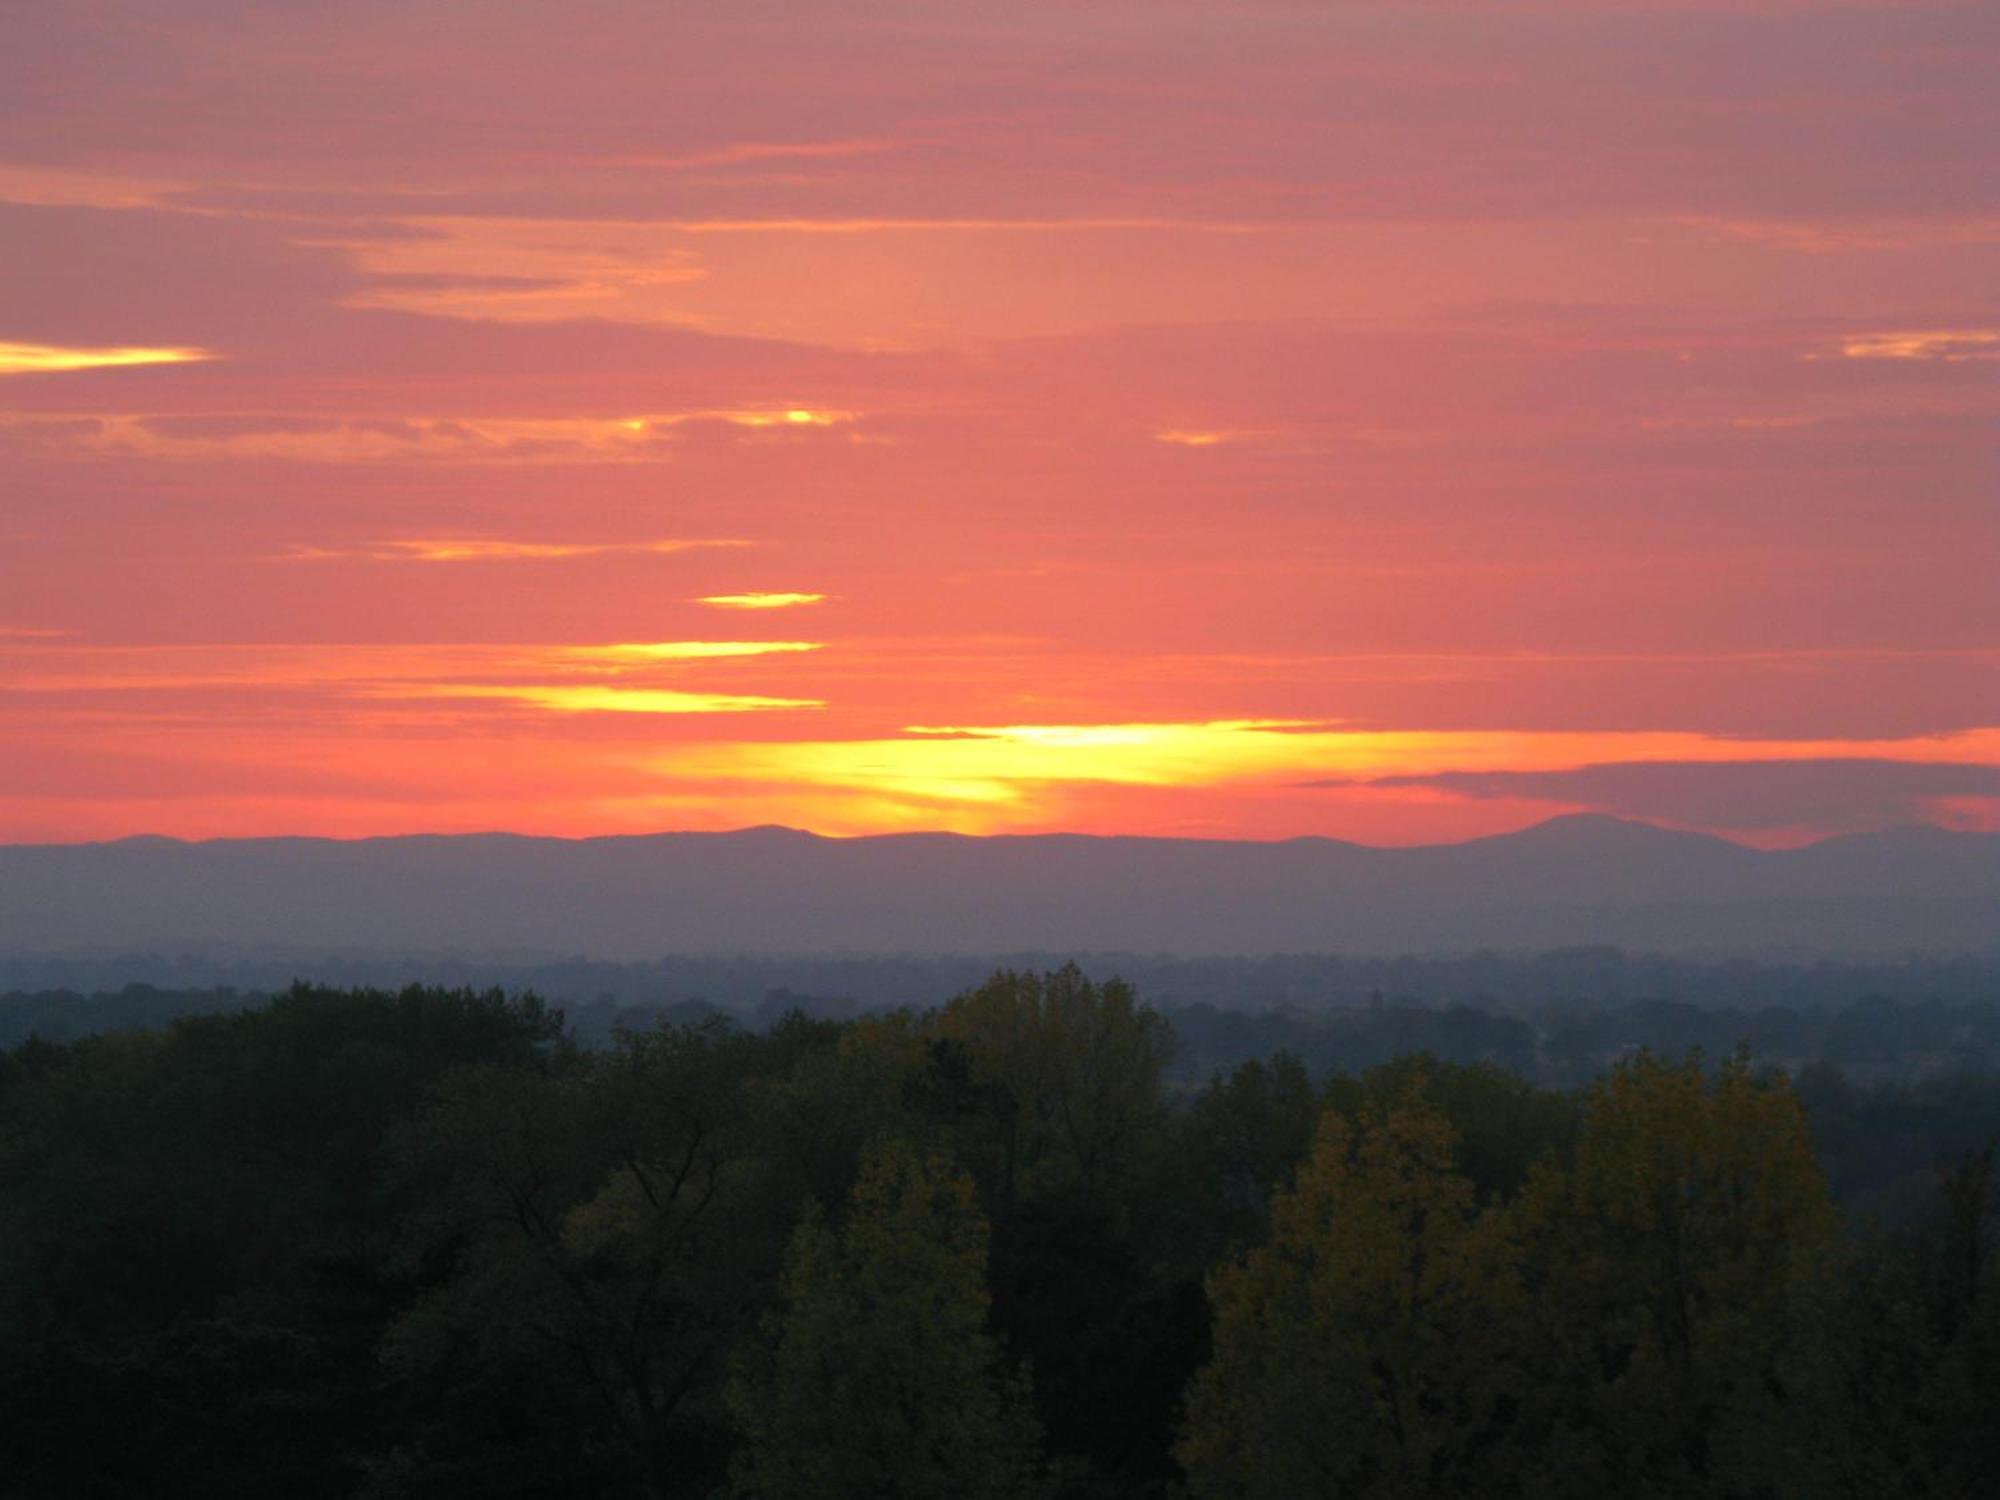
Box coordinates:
[643,722,2000,831]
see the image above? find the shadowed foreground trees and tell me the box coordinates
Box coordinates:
[1180,1084,1524,1498]
[0,984,564,1498]
[1511,1054,1835,1498]
[728,1138,1046,1500]
[2,974,1997,1498]
[1181,1056,1850,1500]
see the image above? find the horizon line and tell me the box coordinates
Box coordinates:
[2,812,1984,856]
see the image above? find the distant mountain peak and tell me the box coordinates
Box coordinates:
[1836,821,1980,846]
[1797,821,1998,857]
[1485,813,1743,852]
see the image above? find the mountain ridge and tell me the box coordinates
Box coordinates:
[4,817,1995,958]
[45,812,1996,856]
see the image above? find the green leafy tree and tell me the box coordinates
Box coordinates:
[728,1137,1046,1500]
[1181,1051,1320,1248]
[756,1009,928,1212]
[1788,1141,2000,1497]
[381,1020,772,1498]
[931,964,1173,1212]
[0,985,562,1499]
[1325,1055,1579,1204]
[922,966,1194,1492]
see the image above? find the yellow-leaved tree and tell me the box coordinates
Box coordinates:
[727,1137,1047,1500]
[1513,1051,1836,1498]
[1179,1080,1524,1499]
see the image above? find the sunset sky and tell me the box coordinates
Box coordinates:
[2,0,1995,846]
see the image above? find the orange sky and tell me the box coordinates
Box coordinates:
[1,1,1995,845]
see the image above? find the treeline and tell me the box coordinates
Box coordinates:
[11,979,2000,1092]
[1166,992,2000,1088]
[5,944,1997,1024]
[1,971,1996,1497]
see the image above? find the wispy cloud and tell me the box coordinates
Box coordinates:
[281,537,751,563]
[591,139,901,170]
[1841,330,2000,362]
[1671,216,2000,255]
[695,592,827,610]
[21,411,853,465]
[1154,428,1265,448]
[1,640,830,725]
[661,218,1262,234]
[406,684,823,715]
[328,212,1271,335]
[0,341,214,376]
[555,641,821,663]
[0,163,181,210]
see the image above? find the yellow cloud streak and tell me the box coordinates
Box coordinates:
[1842,329,1999,361]
[285,538,753,563]
[53,412,848,465]
[0,640,819,692]
[556,641,821,662]
[0,341,214,376]
[695,592,827,610]
[413,685,823,714]
[1155,428,1270,448]
[703,408,850,428]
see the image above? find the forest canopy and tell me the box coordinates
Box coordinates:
[2,970,1997,1498]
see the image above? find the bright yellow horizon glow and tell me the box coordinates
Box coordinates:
[695,592,828,610]
[0,341,215,375]
[650,720,2000,828]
